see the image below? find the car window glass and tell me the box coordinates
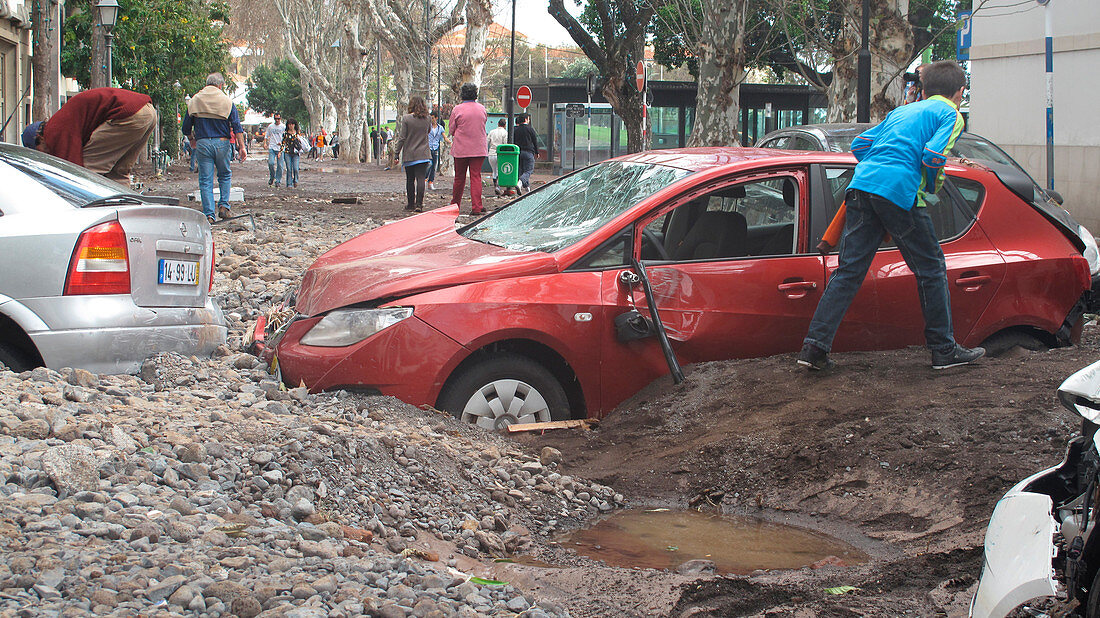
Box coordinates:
[0,143,132,207]
[572,232,629,269]
[642,175,799,261]
[461,161,690,253]
[824,167,854,216]
[880,180,974,246]
[792,135,823,151]
[950,176,985,214]
[758,136,788,149]
[951,136,1015,167]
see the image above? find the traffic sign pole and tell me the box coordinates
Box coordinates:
[636,61,646,151]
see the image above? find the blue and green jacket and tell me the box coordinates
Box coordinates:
[848,94,964,210]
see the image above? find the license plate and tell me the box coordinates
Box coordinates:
[158,259,199,285]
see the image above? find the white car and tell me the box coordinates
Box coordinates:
[972,359,1100,617]
[0,143,226,374]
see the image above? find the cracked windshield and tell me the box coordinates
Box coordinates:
[460,161,690,253]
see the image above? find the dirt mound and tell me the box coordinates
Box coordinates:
[518,327,1100,615]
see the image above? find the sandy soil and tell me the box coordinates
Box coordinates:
[138,157,1095,617]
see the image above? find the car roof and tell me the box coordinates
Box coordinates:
[612,147,854,172]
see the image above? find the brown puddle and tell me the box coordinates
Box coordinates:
[557,509,868,575]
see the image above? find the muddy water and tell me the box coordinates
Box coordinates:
[315,168,363,174]
[558,509,867,575]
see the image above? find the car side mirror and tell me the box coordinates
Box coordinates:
[618,270,640,289]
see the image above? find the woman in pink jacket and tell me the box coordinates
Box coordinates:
[448,83,489,215]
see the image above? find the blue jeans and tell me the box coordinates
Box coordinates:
[804,189,955,354]
[283,152,300,186]
[427,149,440,182]
[268,148,283,185]
[197,138,234,218]
[518,150,535,188]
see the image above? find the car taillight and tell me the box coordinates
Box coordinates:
[64,221,130,295]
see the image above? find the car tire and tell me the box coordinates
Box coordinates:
[0,344,33,373]
[1086,567,1100,617]
[438,354,570,431]
[981,331,1048,357]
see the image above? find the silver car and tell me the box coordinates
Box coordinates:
[971,359,1100,617]
[0,143,226,374]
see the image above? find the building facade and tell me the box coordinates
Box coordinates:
[969,0,1100,230]
[0,1,32,145]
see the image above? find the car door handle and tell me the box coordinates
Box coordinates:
[778,280,817,299]
[954,275,992,288]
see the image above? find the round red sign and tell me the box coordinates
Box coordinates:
[516,85,532,109]
[635,61,645,91]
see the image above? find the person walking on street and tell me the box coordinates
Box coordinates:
[371,126,381,161]
[426,111,450,190]
[331,132,340,159]
[281,118,305,188]
[448,83,489,215]
[392,96,432,212]
[514,113,539,195]
[22,87,157,183]
[182,73,247,224]
[796,61,984,372]
[181,137,197,172]
[265,113,285,187]
[487,118,508,196]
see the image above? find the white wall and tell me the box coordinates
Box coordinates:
[968,0,1100,229]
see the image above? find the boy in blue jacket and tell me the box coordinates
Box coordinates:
[798,61,984,371]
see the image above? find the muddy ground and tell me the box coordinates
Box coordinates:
[141,156,1095,616]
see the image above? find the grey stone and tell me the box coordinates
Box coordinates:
[40,444,99,495]
[675,559,717,575]
[145,574,187,602]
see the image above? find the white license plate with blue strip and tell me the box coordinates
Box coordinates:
[159,259,199,285]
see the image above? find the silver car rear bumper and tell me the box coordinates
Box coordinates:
[14,295,226,375]
[970,467,1061,618]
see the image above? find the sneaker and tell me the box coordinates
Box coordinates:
[217,205,230,220]
[931,345,985,370]
[268,179,273,186]
[275,182,280,188]
[429,182,436,190]
[293,182,297,188]
[796,343,835,371]
[206,215,216,225]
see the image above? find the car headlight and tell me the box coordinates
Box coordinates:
[1079,225,1100,277]
[299,307,413,347]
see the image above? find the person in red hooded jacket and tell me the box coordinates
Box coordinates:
[22,87,157,182]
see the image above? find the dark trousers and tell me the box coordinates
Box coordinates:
[427,149,440,182]
[451,156,485,213]
[804,189,955,354]
[404,162,429,211]
[519,150,535,188]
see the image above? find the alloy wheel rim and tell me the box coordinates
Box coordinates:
[460,379,551,430]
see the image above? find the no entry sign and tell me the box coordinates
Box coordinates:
[635,61,646,91]
[516,85,532,109]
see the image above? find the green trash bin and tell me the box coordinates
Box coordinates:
[496,144,520,188]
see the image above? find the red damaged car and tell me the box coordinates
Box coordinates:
[262,148,1093,428]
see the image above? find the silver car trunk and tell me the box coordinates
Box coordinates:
[116,205,211,308]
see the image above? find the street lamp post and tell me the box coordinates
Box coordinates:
[1037,0,1054,191]
[96,0,120,87]
[507,0,516,142]
[856,0,871,123]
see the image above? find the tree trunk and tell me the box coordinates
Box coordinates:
[451,0,492,96]
[601,72,645,154]
[688,0,747,146]
[89,8,107,89]
[31,0,60,119]
[392,56,414,113]
[826,0,913,123]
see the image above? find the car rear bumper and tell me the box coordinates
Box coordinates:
[21,295,227,374]
[970,467,1061,618]
[272,314,465,407]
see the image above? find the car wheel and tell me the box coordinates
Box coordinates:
[438,354,570,431]
[0,344,33,372]
[1086,567,1100,617]
[981,331,1048,357]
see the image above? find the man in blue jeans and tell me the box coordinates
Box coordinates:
[264,113,284,186]
[181,73,247,223]
[798,61,984,371]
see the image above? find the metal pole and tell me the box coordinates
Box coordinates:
[856,0,871,123]
[587,81,591,166]
[425,0,431,99]
[437,52,441,109]
[105,32,114,86]
[1043,0,1055,191]
[376,41,382,166]
[507,0,516,142]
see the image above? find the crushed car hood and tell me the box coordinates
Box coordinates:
[294,205,560,316]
